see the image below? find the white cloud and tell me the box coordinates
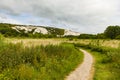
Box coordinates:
[0,13,21,24]
[0,17,21,24]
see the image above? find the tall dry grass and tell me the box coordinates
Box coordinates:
[6,38,67,46]
[73,39,120,48]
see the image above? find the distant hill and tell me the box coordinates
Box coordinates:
[0,23,80,38]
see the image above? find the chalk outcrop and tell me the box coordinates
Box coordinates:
[12,26,48,34]
[12,25,80,36]
[64,30,80,36]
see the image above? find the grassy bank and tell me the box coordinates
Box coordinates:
[0,35,83,80]
[75,42,120,80]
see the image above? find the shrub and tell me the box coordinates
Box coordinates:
[115,35,120,39]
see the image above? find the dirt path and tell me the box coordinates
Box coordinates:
[65,49,94,80]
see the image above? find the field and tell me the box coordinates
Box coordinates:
[0,36,83,80]
[6,38,67,46]
[7,38,120,48]
[1,35,120,80]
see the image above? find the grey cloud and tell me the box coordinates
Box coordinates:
[0,0,120,33]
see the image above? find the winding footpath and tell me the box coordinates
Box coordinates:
[66,49,94,80]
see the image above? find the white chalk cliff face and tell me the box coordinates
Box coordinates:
[12,26,48,34]
[12,25,80,36]
[64,30,80,36]
[33,27,48,34]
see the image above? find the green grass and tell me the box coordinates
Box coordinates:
[0,35,83,80]
[75,42,120,80]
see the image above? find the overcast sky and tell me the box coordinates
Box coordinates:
[0,0,120,34]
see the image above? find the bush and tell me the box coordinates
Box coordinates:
[115,35,120,39]
[78,34,97,39]
[104,25,120,39]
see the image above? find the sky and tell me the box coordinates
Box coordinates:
[0,0,120,34]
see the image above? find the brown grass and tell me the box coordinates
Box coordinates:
[72,39,120,48]
[6,38,67,46]
[5,38,120,48]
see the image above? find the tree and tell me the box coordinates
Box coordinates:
[104,25,120,39]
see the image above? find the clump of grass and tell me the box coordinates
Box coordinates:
[0,37,83,80]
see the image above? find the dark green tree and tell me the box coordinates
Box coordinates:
[104,25,120,39]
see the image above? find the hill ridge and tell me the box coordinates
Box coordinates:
[0,23,80,37]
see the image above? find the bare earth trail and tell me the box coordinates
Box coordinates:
[66,49,94,80]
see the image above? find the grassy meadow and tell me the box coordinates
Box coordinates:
[1,34,120,80]
[75,39,120,80]
[0,35,83,80]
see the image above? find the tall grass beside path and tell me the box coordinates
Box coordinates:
[0,37,83,80]
[75,43,120,80]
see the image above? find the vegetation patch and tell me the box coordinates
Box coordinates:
[0,36,83,80]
